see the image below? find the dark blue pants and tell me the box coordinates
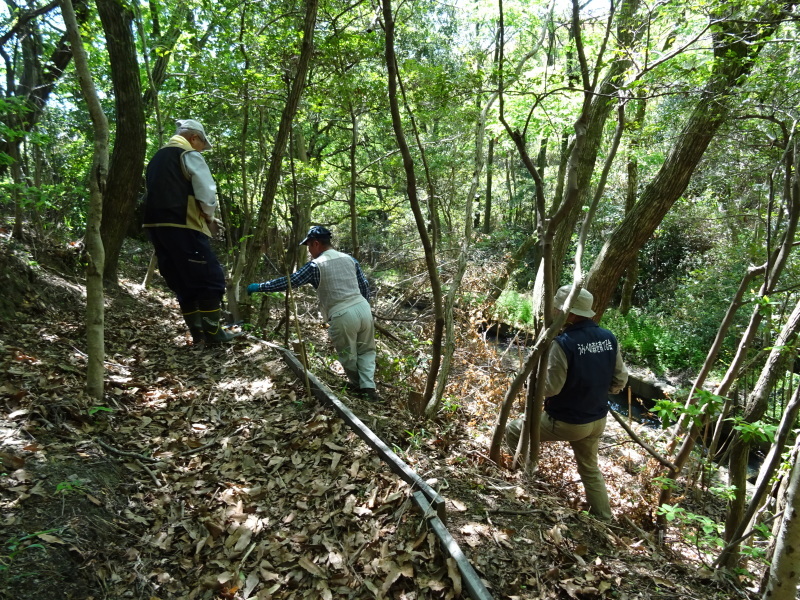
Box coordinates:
[147,227,226,311]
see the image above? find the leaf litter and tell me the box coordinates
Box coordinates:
[0,235,761,600]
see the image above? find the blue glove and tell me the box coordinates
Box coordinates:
[247,283,261,295]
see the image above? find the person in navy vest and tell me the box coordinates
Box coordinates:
[507,285,628,520]
[144,119,236,346]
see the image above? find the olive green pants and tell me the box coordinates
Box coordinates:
[506,414,611,520]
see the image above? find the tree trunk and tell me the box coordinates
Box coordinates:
[722,296,800,566]
[618,97,646,314]
[715,384,800,568]
[141,4,190,116]
[243,0,318,287]
[383,0,445,406]
[9,139,24,239]
[96,0,146,286]
[483,136,494,234]
[0,1,88,177]
[547,0,642,286]
[349,107,360,260]
[618,154,638,314]
[760,437,800,600]
[659,155,799,510]
[588,1,790,314]
[61,0,109,401]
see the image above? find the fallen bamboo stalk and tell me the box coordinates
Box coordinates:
[413,491,494,600]
[608,409,677,471]
[262,338,447,522]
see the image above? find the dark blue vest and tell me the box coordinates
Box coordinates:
[545,320,618,424]
[144,147,194,226]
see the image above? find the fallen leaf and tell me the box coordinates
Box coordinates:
[299,555,327,578]
[446,557,462,596]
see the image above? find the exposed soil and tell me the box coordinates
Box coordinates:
[0,228,762,600]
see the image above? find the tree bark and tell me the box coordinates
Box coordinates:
[243,0,318,287]
[659,153,799,512]
[382,0,445,407]
[0,1,88,177]
[760,437,800,600]
[587,1,790,314]
[715,384,800,568]
[483,136,494,234]
[547,0,642,290]
[348,107,360,261]
[96,0,146,286]
[721,296,800,566]
[619,98,646,314]
[61,0,109,401]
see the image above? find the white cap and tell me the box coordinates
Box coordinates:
[176,119,212,150]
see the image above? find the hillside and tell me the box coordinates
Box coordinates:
[0,229,758,600]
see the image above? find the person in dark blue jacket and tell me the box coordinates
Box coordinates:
[508,285,628,520]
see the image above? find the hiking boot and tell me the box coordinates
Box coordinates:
[359,388,381,401]
[200,307,240,343]
[182,310,206,347]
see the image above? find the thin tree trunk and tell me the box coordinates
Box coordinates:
[659,157,799,511]
[721,296,800,567]
[222,7,254,319]
[715,384,800,568]
[760,437,800,600]
[61,0,109,401]
[243,0,318,286]
[9,140,24,239]
[382,0,444,406]
[619,97,646,314]
[349,107,360,260]
[483,136,494,234]
[0,1,88,177]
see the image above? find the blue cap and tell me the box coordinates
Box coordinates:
[299,225,332,245]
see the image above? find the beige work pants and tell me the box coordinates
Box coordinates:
[328,300,376,390]
[507,414,612,520]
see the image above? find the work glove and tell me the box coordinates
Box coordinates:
[247,283,261,295]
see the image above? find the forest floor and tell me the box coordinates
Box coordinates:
[0,227,765,600]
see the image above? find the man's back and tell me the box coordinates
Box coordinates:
[546,320,619,424]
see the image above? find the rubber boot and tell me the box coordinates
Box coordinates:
[182,310,206,347]
[200,307,238,343]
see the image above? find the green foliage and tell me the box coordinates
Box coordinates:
[728,418,777,445]
[404,428,427,450]
[657,504,725,552]
[602,309,707,374]
[440,396,461,416]
[652,390,725,428]
[54,480,86,496]
[652,475,679,490]
[494,290,535,328]
[709,483,736,502]
[0,530,55,572]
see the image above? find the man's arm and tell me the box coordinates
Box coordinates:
[250,262,319,293]
[543,342,567,397]
[353,259,370,301]
[183,151,217,220]
[610,347,628,394]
